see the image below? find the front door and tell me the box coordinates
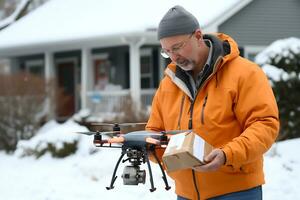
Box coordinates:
[56,60,75,118]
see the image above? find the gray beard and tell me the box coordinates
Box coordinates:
[177,60,196,71]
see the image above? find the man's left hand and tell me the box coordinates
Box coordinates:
[193,149,226,172]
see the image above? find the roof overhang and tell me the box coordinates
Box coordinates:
[0,0,246,58]
[204,0,253,32]
[0,30,159,58]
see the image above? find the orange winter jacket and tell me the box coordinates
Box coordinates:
[146,33,279,200]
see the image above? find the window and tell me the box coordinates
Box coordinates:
[140,48,153,89]
[93,53,118,90]
[25,59,44,77]
[244,46,266,62]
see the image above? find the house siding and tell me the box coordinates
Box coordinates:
[218,0,300,46]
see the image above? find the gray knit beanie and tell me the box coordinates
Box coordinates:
[158,5,200,40]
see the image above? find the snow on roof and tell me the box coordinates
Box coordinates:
[0,0,240,51]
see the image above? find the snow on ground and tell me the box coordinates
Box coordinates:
[0,149,176,200]
[0,120,299,200]
[263,139,300,200]
[0,120,176,200]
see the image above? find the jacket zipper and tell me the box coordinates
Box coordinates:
[177,94,186,130]
[170,56,222,200]
[190,85,210,200]
[184,57,222,200]
[192,169,200,200]
[188,100,200,200]
[201,94,208,125]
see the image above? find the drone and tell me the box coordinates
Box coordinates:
[76,122,188,192]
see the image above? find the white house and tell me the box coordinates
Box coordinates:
[2,0,299,119]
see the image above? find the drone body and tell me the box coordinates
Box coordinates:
[76,123,187,192]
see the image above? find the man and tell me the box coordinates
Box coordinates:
[146,5,279,200]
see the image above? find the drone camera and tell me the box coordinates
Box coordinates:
[122,166,146,185]
[127,149,142,159]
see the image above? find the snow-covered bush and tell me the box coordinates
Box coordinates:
[255,37,300,140]
[15,120,94,158]
[0,73,47,152]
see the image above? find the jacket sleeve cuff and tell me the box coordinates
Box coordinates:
[221,146,233,166]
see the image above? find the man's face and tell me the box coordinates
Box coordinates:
[160,33,196,71]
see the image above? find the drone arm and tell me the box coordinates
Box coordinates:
[145,137,160,145]
[107,137,124,143]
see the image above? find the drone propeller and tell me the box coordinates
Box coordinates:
[76,129,190,138]
[75,131,120,136]
[162,130,191,135]
[91,122,147,127]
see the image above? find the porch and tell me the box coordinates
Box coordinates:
[87,88,156,114]
[7,38,166,119]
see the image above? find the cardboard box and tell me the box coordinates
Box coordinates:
[162,132,213,172]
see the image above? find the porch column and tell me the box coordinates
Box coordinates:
[128,37,145,110]
[44,52,55,118]
[159,47,165,81]
[81,48,90,110]
[45,51,54,79]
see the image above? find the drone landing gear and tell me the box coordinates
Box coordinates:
[151,147,171,191]
[106,144,171,192]
[144,149,156,192]
[106,152,126,190]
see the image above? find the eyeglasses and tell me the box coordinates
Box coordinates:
[160,32,195,58]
